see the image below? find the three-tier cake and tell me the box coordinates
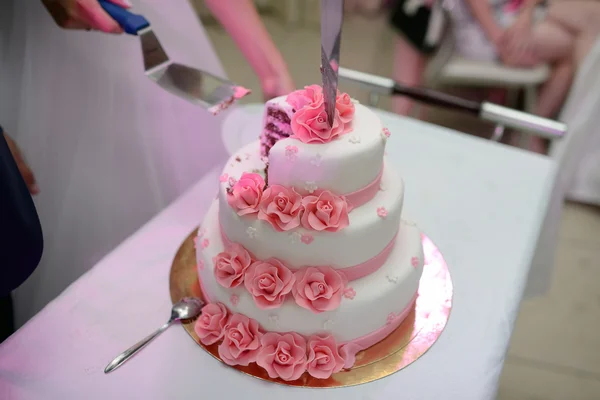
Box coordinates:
[194,85,424,381]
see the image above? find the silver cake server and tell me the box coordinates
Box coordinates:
[98,0,249,113]
[320,0,344,126]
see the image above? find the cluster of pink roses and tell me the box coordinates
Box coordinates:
[227,172,352,233]
[286,85,355,144]
[213,244,348,313]
[194,303,346,381]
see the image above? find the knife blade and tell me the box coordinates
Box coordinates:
[320,0,344,127]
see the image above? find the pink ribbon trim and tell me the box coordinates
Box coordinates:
[343,166,383,208]
[220,227,396,282]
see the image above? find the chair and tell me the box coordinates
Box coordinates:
[424,6,549,116]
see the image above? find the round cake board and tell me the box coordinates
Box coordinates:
[169,228,452,388]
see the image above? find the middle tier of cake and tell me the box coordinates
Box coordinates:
[197,199,424,343]
[219,141,404,270]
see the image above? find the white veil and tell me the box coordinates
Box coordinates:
[0,0,229,326]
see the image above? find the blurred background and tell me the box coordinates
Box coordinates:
[194,1,600,398]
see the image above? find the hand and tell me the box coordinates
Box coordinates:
[497,12,539,67]
[4,133,39,195]
[41,0,131,33]
[260,71,296,102]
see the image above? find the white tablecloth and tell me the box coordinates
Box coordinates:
[0,110,556,400]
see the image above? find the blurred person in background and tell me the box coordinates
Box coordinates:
[388,0,442,116]
[451,0,600,152]
[0,0,293,329]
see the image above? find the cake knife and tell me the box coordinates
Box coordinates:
[320,0,344,126]
[97,0,250,114]
[337,67,567,139]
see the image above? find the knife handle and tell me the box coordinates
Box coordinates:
[392,83,481,115]
[98,0,150,35]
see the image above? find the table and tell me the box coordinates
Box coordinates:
[0,106,556,400]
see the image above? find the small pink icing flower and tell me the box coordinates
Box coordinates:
[292,266,347,313]
[244,258,296,309]
[300,233,314,245]
[201,239,210,249]
[218,314,263,366]
[230,294,239,306]
[411,256,419,268]
[228,176,237,187]
[343,287,356,300]
[285,145,298,161]
[197,260,205,271]
[193,236,199,249]
[335,92,355,129]
[194,302,229,345]
[306,334,345,379]
[383,127,391,138]
[227,172,265,216]
[213,243,254,288]
[377,207,388,219]
[258,185,304,232]
[301,191,351,232]
[219,173,229,183]
[256,332,307,381]
[286,85,323,111]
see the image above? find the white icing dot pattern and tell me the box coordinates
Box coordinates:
[348,135,361,144]
[246,227,257,239]
[323,319,335,330]
[289,232,302,244]
[304,181,318,194]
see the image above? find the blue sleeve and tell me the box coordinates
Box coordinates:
[0,126,44,296]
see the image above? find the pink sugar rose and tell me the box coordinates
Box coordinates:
[335,91,355,128]
[306,334,345,379]
[286,85,323,111]
[256,332,307,381]
[291,102,345,144]
[213,243,253,288]
[227,172,265,216]
[258,185,304,232]
[194,303,229,346]
[300,191,351,232]
[292,266,347,313]
[218,313,263,366]
[244,258,296,309]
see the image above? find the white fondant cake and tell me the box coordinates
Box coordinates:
[194,86,424,381]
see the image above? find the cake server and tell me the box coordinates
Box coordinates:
[320,0,344,126]
[104,297,204,373]
[338,67,567,139]
[98,0,250,114]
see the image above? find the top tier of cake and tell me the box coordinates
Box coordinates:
[261,87,389,200]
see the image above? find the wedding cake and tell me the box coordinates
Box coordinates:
[194,85,423,381]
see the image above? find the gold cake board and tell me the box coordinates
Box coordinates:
[169,228,452,388]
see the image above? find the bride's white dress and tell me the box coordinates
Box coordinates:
[0,0,229,326]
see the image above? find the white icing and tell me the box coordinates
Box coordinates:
[267,103,385,196]
[218,142,404,268]
[265,96,295,119]
[198,201,423,342]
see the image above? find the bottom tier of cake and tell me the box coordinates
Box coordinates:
[197,200,423,353]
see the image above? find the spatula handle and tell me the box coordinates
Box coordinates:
[98,0,150,35]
